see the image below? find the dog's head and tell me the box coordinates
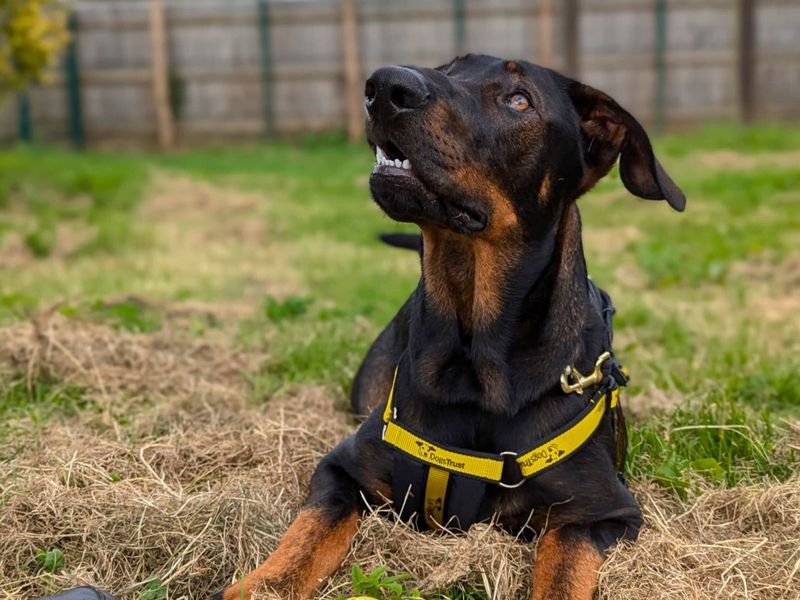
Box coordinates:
[365,54,685,238]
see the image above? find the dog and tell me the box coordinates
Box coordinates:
[215,53,685,600]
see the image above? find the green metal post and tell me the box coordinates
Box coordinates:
[654,0,667,132]
[454,0,466,54]
[18,93,32,142]
[65,12,85,150]
[257,0,275,137]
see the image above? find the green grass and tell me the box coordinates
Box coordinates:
[135,579,167,600]
[0,375,88,424]
[628,398,794,495]
[33,548,65,575]
[85,298,162,333]
[0,374,92,454]
[0,146,149,259]
[653,122,800,155]
[1,124,799,495]
[338,565,489,600]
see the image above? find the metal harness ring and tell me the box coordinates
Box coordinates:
[497,451,525,489]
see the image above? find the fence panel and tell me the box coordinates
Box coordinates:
[1,0,798,147]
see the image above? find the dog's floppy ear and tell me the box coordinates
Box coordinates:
[568,81,686,212]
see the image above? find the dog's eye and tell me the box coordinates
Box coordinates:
[507,93,531,112]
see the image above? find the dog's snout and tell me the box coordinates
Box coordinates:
[365,66,430,119]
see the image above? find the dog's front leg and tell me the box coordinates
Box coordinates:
[216,460,360,600]
[530,525,605,600]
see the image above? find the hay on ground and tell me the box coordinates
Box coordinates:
[1,315,798,600]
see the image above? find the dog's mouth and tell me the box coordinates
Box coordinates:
[368,138,487,233]
[372,140,414,176]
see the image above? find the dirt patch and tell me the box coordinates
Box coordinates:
[583,225,643,258]
[732,253,800,291]
[624,388,685,418]
[0,222,97,269]
[138,173,303,301]
[0,313,257,403]
[732,254,800,332]
[694,150,800,171]
[141,173,268,247]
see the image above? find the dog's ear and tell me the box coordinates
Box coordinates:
[568,81,686,212]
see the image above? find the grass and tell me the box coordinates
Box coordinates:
[1,125,798,478]
[0,124,799,599]
[0,375,88,430]
[335,564,491,600]
[628,398,794,495]
[0,147,148,259]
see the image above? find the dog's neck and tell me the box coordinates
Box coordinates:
[408,202,592,415]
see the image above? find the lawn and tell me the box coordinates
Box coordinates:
[1,125,799,600]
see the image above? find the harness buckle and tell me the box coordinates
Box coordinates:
[498,451,525,489]
[560,351,611,395]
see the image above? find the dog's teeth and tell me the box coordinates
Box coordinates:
[394,159,401,168]
[376,147,385,163]
[402,159,411,170]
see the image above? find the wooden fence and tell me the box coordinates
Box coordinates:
[2,0,799,149]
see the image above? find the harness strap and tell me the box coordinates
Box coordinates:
[382,365,620,486]
[423,467,449,529]
[517,388,619,478]
[383,418,505,481]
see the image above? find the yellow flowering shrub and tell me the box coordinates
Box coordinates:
[0,0,68,94]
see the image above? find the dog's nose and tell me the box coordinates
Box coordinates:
[365,66,430,119]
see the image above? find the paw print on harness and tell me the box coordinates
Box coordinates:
[427,496,443,512]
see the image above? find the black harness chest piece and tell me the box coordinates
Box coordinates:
[383,278,630,532]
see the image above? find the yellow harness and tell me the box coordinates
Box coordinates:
[381,354,624,529]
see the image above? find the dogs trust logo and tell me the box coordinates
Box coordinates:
[415,441,466,470]
[415,441,437,460]
[521,443,566,468]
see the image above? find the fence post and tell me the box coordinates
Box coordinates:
[341,0,362,142]
[453,0,466,54]
[148,0,174,149]
[17,93,32,142]
[654,0,668,132]
[538,0,555,67]
[257,0,275,137]
[563,0,579,78]
[738,0,756,123]
[65,11,85,150]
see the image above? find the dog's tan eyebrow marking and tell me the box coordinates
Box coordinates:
[504,60,523,73]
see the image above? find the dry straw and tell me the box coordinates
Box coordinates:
[1,315,798,599]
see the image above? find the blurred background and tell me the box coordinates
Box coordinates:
[2,0,800,148]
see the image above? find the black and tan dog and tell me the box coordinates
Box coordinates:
[216,54,685,600]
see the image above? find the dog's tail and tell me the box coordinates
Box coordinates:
[379,232,422,252]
